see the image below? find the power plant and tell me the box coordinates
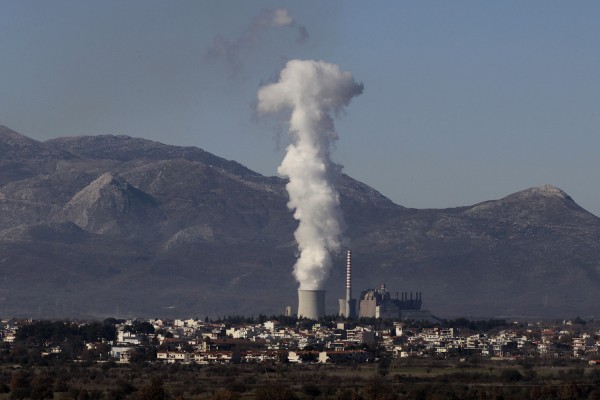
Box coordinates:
[294,250,428,321]
[297,289,326,319]
[336,250,428,320]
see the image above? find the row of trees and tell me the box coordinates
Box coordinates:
[15,320,117,346]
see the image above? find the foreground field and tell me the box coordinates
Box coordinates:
[0,358,599,399]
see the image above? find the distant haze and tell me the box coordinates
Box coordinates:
[1,2,600,215]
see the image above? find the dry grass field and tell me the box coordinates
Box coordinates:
[0,358,597,399]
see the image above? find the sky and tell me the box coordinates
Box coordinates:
[1,1,600,215]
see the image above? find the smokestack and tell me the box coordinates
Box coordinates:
[298,289,325,320]
[345,250,356,318]
[339,249,356,318]
[346,250,351,301]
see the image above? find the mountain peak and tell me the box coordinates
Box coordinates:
[0,125,44,151]
[513,184,572,201]
[504,185,575,203]
[465,184,580,218]
[62,172,160,236]
[92,172,128,190]
[0,125,39,144]
[0,126,75,184]
[64,172,141,212]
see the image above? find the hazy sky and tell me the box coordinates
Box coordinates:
[2,1,600,215]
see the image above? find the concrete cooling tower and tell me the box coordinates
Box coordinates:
[297,289,325,320]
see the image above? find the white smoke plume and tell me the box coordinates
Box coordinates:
[257,60,364,289]
[207,8,308,76]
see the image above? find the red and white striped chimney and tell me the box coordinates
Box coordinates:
[346,250,352,287]
[346,249,352,303]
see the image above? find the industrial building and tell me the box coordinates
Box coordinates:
[335,249,425,320]
[358,284,423,319]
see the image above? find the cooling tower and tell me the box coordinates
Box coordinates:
[297,289,326,320]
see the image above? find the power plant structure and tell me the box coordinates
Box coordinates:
[358,284,423,319]
[293,250,429,321]
[297,289,326,320]
[336,250,423,320]
[338,250,356,318]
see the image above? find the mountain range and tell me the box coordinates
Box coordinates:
[1,125,600,319]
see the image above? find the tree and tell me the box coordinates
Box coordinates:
[30,373,54,400]
[125,320,155,334]
[334,389,363,400]
[211,389,240,400]
[362,376,395,400]
[134,377,168,400]
[588,389,600,400]
[302,383,321,398]
[254,383,298,400]
[9,371,31,400]
[76,389,89,400]
[557,383,580,400]
[377,357,391,377]
[500,368,522,382]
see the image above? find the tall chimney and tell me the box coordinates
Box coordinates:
[338,249,356,318]
[345,250,356,318]
[346,250,352,304]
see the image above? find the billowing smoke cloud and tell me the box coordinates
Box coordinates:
[257,60,364,289]
[208,8,308,76]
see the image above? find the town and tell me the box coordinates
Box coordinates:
[2,316,600,365]
[3,316,600,399]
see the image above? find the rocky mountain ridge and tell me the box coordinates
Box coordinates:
[1,125,600,319]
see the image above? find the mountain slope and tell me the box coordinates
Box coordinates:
[1,128,600,318]
[62,172,163,238]
[354,185,600,317]
[0,125,74,185]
